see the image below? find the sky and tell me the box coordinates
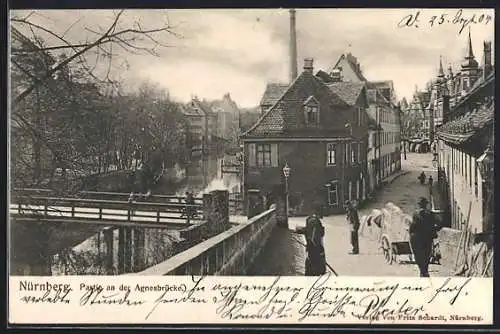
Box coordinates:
[11,8,495,108]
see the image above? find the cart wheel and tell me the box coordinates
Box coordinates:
[380,235,393,265]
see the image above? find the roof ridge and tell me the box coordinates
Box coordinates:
[242,75,303,137]
[311,74,350,107]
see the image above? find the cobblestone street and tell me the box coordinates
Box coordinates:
[250,153,453,277]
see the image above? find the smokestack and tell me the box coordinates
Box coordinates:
[289,9,298,83]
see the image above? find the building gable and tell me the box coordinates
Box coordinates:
[242,71,350,138]
[330,53,367,83]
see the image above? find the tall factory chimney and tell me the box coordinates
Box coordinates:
[289,9,298,83]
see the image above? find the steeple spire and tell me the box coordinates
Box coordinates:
[438,55,445,77]
[461,26,478,69]
[466,26,474,59]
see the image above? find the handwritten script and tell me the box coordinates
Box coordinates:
[14,274,487,323]
[397,9,492,34]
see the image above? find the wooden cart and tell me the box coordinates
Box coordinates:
[378,208,415,265]
[378,206,441,265]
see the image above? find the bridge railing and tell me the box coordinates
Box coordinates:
[10,196,204,223]
[134,206,276,275]
[77,191,204,204]
[11,188,244,216]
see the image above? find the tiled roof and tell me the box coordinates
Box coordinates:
[369,80,394,90]
[437,100,493,145]
[327,82,366,106]
[181,102,205,116]
[260,83,288,107]
[210,95,240,114]
[242,71,350,138]
[196,99,215,115]
[315,70,334,83]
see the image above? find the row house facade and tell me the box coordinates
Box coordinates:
[181,97,219,156]
[403,88,431,140]
[436,69,494,235]
[406,29,492,146]
[323,52,402,194]
[242,58,370,216]
[209,93,241,140]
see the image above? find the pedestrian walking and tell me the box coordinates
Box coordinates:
[418,171,426,185]
[345,200,360,254]
[303,206,326,276]
[428,175,433,187]
[409,197,438,277]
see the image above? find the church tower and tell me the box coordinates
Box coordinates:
[460,28,479,92]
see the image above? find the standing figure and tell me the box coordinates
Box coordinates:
[184,191,196,223]
[409,197,437,277]
[418,171,426,185]
[304,207,326,276]
[345,200,360,254]
[428,175,434,187]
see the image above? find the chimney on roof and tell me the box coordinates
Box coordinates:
[303,57,314,74]
[289,9,298,83]
[330,68,342,82]
[483,41,492,79]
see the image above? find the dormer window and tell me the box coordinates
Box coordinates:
[304,96,320,126]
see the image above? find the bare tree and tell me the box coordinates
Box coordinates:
[10,10,182,190]
[11,9,180,107]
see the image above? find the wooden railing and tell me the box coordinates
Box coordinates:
[12,188,244,216]
[10,196,203,224]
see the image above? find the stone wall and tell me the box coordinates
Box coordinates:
[134,207,276,275]
[437,227,494,276]
[437,227,462,270]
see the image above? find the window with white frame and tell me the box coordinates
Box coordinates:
[327,181,339,205]
[248,143,278,167]
[327,143,337,166]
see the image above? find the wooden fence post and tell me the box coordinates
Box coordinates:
[104,229,114,274]
[118,228,125,274]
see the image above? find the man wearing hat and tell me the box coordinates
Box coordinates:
[409,197,437,277]
[345,200,360,254]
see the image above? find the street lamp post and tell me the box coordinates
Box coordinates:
[283,163,291,217]
[403,136,407,160]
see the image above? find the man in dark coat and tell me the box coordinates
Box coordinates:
[409,197,437,277]
[184,191,196,223]
[345,200,360,254]
[304,207,326,276]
